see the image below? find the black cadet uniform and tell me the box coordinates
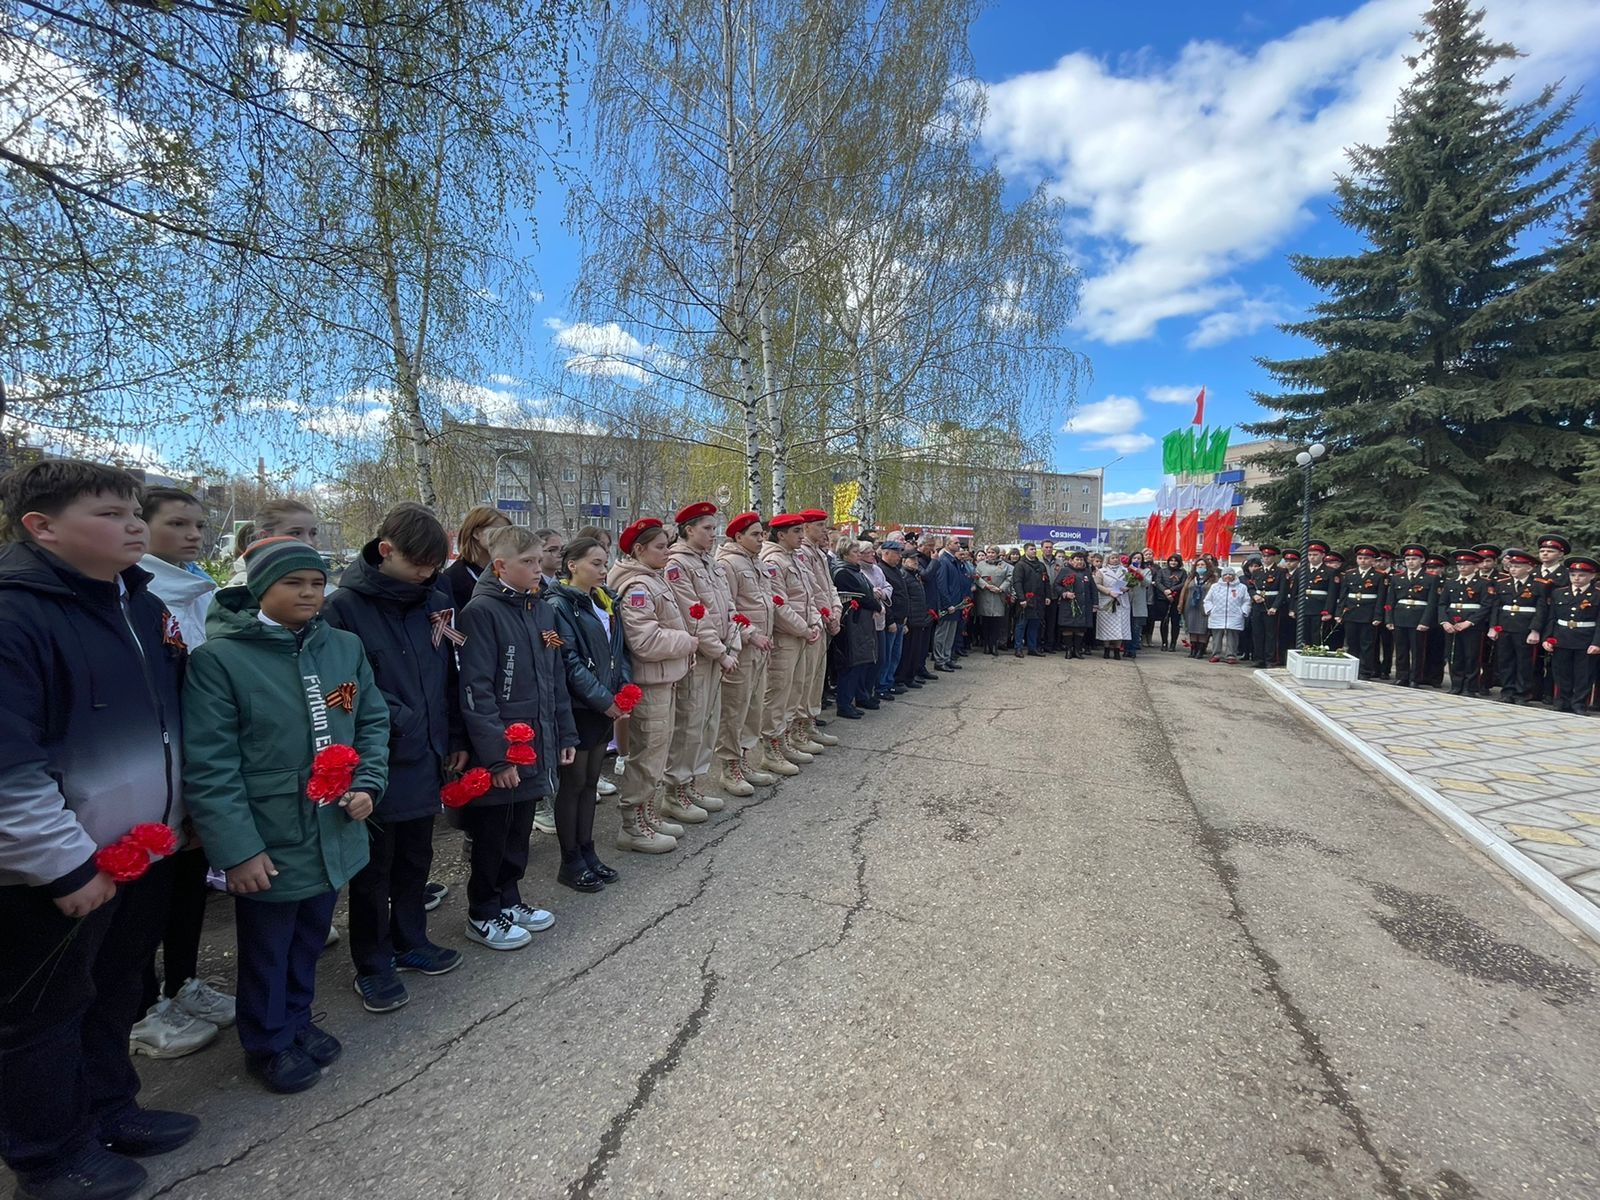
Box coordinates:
[1373,553,1395,678]
[1541,555,1600,714]
[1421,555,1449,686]
[1532,535,1571,702]
[1487,551,1548,703]
[1249,547,1290,667]
[1385,546,1439,687]
[1297,542,1339,648]
[1336,547,1384,677]
[1440,551,1493,695]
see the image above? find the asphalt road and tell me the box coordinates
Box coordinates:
[99,647,1600,1198]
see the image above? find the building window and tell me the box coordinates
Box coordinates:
[563,493,575,507]
[511,510,530,527]
[561,467,577,483]
[1081,483,1091,494]
[1082,502,1091,514]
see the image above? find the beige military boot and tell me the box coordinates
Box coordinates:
[659,783,709,824]
[740,752,778,787]
[761,737,801,776]
[806,716,840,748]
[643,789,684,838]
[785,729,817,763]
[717,757,757,797]
[792,722,826,755]
[616,804,676,854]
[688,778,725,813]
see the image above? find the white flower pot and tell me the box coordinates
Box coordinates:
[1285,649,1360,688]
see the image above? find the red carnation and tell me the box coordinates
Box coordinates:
[1493,625,1504,634]
[819,606,831,618]
[614,683,643,714]
[505,722,535,743]
[307,772,347,804]
[928,608,938,620]
[506,744,538,766]
[95,840,151,883]
[441,767,493,808]
[1320,610,1332,619]
[732,613,751,627]
[126,823,178,857]
[689,602,707,620]
[773,596,785,606]
[1544,637,1557,650]
[1025,592,1035,600]
[849,599,860,611]
[314,744,360,773]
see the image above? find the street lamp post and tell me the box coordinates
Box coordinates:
[1294,442,1326,649]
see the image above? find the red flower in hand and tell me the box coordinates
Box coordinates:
[505,722,535,743]
[126,823,178,857]
[927,608,938,620]
[96,841,150,883]
[1320,610,1332,619]
[1544,637,1558,650]
[689,602,707,620]
[614,683,643,713]
[849,599,860,611]
[732,613,751,627]
[307,772,347,804]
[773,595,785,606]
[819,606,831,618]
[505,744,538,766]
[1492,625,1504,634]
[1025,592,1035,600]
[441,767,493,808]
[314,745,360,773]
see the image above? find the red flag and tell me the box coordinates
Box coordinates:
[1160,511,1178,559]
[1218,508,1237,556]
[1144,511,1161,552]
[1177,510,1200,560]
[1192,387,1206,426]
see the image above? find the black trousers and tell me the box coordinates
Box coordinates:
[896,625,932,683]
[1495,633,1539,699]
[234,890,338,1058]
[1249,606,1281,665]
[1422,627,1447,685]
[1376,625,1393,677]
[1551,647,1597,711]
[141,845,211,1009]
[1392,626,1424,684]
[556,745,606,862]
[347,813,436,976]
[1343,620,1378,674]
[460,800,536,921]
[1,858,175,1174]
[1447,629,1486,692]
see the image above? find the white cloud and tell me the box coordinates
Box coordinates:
[1062,394,1141,435]
[1087,432,1156,455]
[1146,384,1203,405]
[1186,298,1292,349]
[544,317,656,383]
[982,0,1600,346]
[528,289,545,304]
[487,373,522,387]
[1102,487,1159,509]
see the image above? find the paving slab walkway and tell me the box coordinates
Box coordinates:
[1257,670,1600,940]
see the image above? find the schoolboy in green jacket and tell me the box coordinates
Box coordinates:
[183,537,389,1094]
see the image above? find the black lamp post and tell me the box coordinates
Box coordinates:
[1295,442,1326,649]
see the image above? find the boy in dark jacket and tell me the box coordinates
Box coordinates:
[323,504,467,1013]
[456,525,579,951]
[0,460,197,1200]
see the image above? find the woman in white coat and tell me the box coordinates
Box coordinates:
[1202,565,1253,664]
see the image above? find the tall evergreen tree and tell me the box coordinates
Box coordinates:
[1243,0,1581,549]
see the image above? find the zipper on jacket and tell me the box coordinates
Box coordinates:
[119,588,176,823]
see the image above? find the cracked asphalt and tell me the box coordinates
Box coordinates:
[53,649,1600,1199]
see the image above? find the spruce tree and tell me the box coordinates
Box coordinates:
[1243,0,1580,550]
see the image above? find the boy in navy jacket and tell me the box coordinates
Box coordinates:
[0,460,198,1200]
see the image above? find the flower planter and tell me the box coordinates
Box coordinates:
[1285,649,1360,688]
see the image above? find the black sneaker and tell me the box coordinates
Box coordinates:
[352,971,409,1014]
[15,1144,146,1200]
[294,1023,343,1068]
[423,881,448,912]
[247,1045,321,1094]
[98,1106,199,1157]
[395,943,464,976]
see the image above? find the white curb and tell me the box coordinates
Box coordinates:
[1253,671,1600,946]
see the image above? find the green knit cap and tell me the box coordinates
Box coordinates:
[244,536,327,600]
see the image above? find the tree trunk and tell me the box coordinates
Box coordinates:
[758,282,786,511]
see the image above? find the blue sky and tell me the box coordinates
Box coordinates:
[505,0,1600,515]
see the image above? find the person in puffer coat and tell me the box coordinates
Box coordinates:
[183,537,388,1094]
[322,505,467,1011]
[455,526,577,952]
[1203,564,1253,664]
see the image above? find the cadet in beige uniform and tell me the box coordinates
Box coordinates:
[662,501,740,821]
[607,519,697,852]
[795,508,841,753]
[715,512,778,796]
[758,514,817,775]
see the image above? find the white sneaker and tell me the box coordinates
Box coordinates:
[613,755,627,777]
[466,913,532,951]
[172,977,236,1028]
[596,776,617,796]
[504,902,555,931]
[533,797,557,835]
[129,997,219,1058]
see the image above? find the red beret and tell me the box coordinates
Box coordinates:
[769,513,805,530]
[799,508,829,523]
[725,511,761,538]
[619,517,663,556]
[674,501,717,525]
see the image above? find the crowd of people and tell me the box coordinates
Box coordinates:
[3,453,1596,1200]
